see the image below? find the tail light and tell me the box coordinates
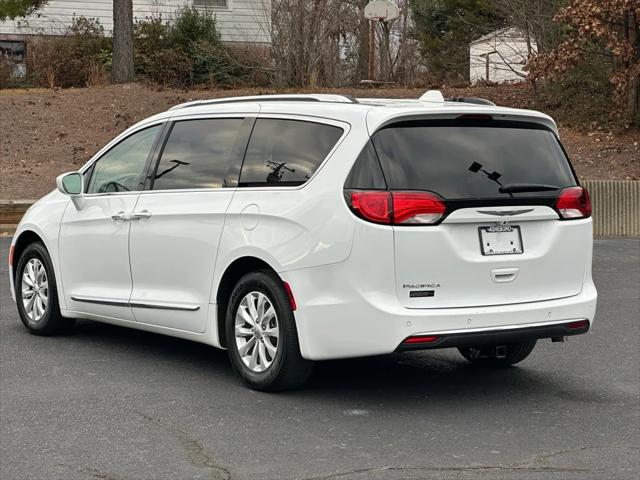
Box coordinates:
[8,245,14,267]
[555,186,591,219]
[347,190,446,225]
[392,192,446,224]
[349,191,391,224]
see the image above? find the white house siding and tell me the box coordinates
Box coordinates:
[469,28,535,84]
[0,0,270,44]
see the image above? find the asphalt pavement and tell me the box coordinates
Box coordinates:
[1,237,638,480]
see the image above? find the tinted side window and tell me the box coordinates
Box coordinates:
[87,125,161,194]
[153,118,244,190]
[239,119,343,186]
[344,141,387,189]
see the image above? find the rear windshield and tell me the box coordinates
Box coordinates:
[371,120,577,199]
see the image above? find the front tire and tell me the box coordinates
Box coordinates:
[225,270,313,391]
[458,340,537,367]
[14,242,74,335]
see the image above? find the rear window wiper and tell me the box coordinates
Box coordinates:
[498,183,560,194]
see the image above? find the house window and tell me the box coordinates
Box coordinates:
[0,41,26,78]
[193,0,228,8]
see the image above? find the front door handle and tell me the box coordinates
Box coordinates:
[111,211,132,221]
[131,210,152,220]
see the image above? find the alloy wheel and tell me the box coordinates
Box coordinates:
[21,258,48,323]
[234,291,279,373]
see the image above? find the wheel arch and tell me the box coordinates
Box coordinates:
[11,229,46,279]
[215,256,281,348]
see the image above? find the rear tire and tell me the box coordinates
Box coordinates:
[225,270,313,391]
[14,242,75,336]
[458,340,537,366]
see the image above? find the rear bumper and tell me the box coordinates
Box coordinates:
[397,319,590,351]
[284,264,597,360]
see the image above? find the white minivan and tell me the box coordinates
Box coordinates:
[9,92,597,390]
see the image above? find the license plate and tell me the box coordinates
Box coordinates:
[479,225,523,255]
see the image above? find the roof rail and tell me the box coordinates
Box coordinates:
[170,94,359,110]
[446,97,496,106]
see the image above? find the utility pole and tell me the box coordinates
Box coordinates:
[368,19,376,81]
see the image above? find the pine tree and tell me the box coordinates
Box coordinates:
[0,0,48,21]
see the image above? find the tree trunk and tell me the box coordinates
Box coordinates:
[112,0,134,83]
[523,24,539,102]
[295,0,306,87]
[355,4,370,81]
[379,22,392,82]
[630,76,639,127]
[627,11,639,126]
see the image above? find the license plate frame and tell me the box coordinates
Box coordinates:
[478,225,524,256]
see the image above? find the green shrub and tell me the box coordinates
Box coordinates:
[134,16,167,60]
[134,6,238,87]
[190,38,235,85]
[166,6,223,52]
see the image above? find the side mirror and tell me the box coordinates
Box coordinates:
[56,172,83,196]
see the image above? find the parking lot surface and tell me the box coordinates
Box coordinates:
[1,237,638,480]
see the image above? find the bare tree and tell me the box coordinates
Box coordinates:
[376,0,416,84]
[493,0,564,53]
[353,1,370,82]
[271,0,350,87]
[112,0,134,83]
[270,0,418,87]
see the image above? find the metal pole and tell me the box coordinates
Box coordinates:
[368,19,376,81]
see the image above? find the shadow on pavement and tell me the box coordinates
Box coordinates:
[9,316,613,410]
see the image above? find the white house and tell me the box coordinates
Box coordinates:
[0,0,270,42]
[469,27,536,84]
[0,0,270,77]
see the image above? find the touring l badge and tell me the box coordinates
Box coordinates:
[403,283,440,289]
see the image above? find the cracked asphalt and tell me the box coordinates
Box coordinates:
[1,237,639,480]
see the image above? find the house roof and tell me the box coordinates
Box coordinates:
[469,27,524,46]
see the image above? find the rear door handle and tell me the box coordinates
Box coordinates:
[131,210,152,220]
[491,267,519,283]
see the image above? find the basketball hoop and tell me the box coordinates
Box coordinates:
[363,1,400,81]
[364,0,400,21]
